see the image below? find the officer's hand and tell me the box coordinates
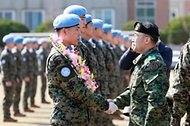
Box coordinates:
[6,81,12,87]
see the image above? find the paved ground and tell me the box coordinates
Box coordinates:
[0,75,129,126]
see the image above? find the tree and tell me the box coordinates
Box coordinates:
[0,19,29,47]
[35,19,54,32]
[166,16,190,45]
[121,20,136,31]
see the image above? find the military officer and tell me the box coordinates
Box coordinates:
[110,21,170,125]
[1,34,17,122]
[37,38,50,104]
[47,13,118,126]
[12,36,26,117]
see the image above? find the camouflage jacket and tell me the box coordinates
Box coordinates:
[168,40,190,126]
[21,47,33,78]
[12,47,24,79]
[114,47,170,126]
[37,46,49,74]
[46,47,109,126]
[0,47,17,82]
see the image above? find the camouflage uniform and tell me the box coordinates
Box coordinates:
[22,47,33,109]
[114,47,170,126]
[169,39,190,126]
[0,47,17,119]
[37,46,49,102]
[46,47,109,126]
[89,38,110,126]
[12,47,24,114]
[30,49,39,105]
[80,37,100,126]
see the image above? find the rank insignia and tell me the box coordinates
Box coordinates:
[135,23,140,31]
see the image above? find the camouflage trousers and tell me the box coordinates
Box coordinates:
[30,76,37,105]
[2,80,14,119]
[23,79,32,109]
[13,78,23,114]
[40,74,47,102]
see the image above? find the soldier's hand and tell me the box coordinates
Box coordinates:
[5,81,12,87]
[25,77,30,82]
[16,78,20,83]
[44,72,46,78]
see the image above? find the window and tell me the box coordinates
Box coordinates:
[135,0,156,23]
[92,9,115,28]
[22,10,44,31]
[0,10,15,20]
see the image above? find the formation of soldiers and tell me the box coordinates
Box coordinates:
[0,35,50,122]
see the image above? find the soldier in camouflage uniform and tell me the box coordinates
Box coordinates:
[102,23,118,126]
[22,38,34,112]
[12,36,26,117]
[30,38,40,108]
[47,13,118,126]
[37,38,50,104]
[1,34,17,122]
[89,19,111,126]
[112,21,170,125]
[168,37,190,125]
[63,6,99,126]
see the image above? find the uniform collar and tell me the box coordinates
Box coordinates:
[133,46,159,65]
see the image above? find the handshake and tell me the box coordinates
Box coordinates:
[105,99,118,114]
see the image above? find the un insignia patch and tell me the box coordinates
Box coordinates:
[1,59,6,64]
[58,65,76,81]
[60,67,71,77]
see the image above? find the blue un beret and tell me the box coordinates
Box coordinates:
[14,36,24,43]
[123,34,130,41]
[31,37,37,43]
[102,23,112,33]
[23,38,32,45]
[92,19,103,28]
[134,21,160,37]
[112,30,120,38]
[53,14,81,29]
[2,34,14,43]
[63,5,87,17]
[38,38,47,45]
[85,14,92,24]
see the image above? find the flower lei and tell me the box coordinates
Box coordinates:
[50,34,98,92]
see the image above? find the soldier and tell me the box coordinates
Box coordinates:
[168,37,190,125]
[37,38,50,104]
[12,36,26,117]
[102,23,118,126]
[47,13,118,126]
[30,38,40,108]
[21,38,34,112]
[1,34,17,122]
[109,21,170,125]
[89,19,111,126]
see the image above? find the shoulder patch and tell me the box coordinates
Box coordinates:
[148,62,158,70]
[40,54,44,60]
[22,57,26,62]
[58,65,76,81]
[1,59,6,65]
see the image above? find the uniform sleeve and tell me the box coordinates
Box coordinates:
[142,61,170,125]
[1,55,11,81]
[113,87,130,109]
[169,44,190,125]
[119,48,139,70]
[47,55,109,111]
